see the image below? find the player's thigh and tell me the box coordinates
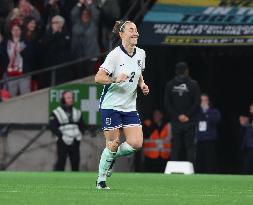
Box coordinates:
[121,110,143,149]
[121,111,141,130]
[101,109,123,133]
[101,109,122,150]
[123,126,143,149]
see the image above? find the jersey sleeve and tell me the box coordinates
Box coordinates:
[100,50,117,75]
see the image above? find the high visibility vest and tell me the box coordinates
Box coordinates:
[53,106,82,145]
[143,123,172,160]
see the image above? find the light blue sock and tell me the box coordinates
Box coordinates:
[97,148,116,182]
[115,142,136,159]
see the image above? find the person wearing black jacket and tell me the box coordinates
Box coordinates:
[195,94,221,173]
[49,90,85,171]
[164,62,200,163]
[41,15,72,87]
[239,101,253,174]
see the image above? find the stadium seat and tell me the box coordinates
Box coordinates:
[164,161,194,175]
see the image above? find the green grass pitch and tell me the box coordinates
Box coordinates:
[0,172,253,205]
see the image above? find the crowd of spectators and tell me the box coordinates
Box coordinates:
[0,0,130,99]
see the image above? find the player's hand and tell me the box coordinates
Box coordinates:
[115,73,129,83]
[140,83,149,95]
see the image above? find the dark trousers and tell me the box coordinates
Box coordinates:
[196,140,218,173]
[243,148,253,174]
[55,138,80,171]
[171,122,197,163]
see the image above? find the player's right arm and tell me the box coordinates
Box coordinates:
[95,69,115,84]
[95,69,129,85]
[95,49,128,85]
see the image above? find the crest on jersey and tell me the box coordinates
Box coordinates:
[137,60,142,68]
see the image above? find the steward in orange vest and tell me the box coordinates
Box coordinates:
[143,109,172,172]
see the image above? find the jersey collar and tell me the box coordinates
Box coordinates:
[120,44,136,58]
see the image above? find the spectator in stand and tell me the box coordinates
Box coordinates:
[22,16,41,89]
[71,0,100,77]
[97,0,120,51]
[143,109,172,172]
[6,1,41,30]
[239,101,253,174]
[0,24,32,97]
[18,0,41,22]
[6,8,24,29]
[22,16,40,42]
[195,94,221,173]
[41,15,71,86]
[43,0,70,30]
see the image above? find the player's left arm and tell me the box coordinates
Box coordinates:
[138,75,149,95]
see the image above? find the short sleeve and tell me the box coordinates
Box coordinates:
[142,50,146,71]
[100,50,117,75]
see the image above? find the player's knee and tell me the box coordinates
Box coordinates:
[127,140,143,150]
[132,143,142,150]
[106,138,120,152]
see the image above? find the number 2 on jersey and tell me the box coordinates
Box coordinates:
[129,72,135,82]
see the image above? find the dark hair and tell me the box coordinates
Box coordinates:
[111,20,132,49]
[112,20,132,35]
[23,16,36,25]
[9,22,21,31]
[200,93,212,106]
[60,90,73,105]
[201,93,209,98]
[8,23,22,40]
[81,7,91,18]
[22,16,37,38]
[175,62,189,75]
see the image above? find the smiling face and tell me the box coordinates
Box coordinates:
[120,22,139,46]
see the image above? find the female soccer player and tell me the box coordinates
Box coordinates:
[95,20,149,189]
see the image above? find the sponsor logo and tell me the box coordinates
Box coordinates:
[172,83,189,96]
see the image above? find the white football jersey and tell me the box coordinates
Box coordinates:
[99,45,146,112]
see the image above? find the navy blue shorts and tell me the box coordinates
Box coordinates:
[100,109,141,131]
